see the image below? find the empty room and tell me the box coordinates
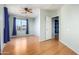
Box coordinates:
[0,4,79,55]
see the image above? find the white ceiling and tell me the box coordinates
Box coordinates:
[6,4,63,18]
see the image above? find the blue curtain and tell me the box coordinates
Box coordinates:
[26,19,29,34]
[4,7,10,43]
[12,17,17,36]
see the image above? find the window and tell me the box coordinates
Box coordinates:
[16,19,27,31]
[22,20,27,30]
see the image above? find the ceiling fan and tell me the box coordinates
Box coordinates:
[20,8,32,14]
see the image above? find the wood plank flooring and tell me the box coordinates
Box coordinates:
[2,35,77,55]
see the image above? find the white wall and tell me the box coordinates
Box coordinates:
[40,10,57,41]
[0,5,4,52]
[59,5,79,54]
[28,18,35,35]
[34,9,40,37]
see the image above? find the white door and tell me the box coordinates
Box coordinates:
[45,16,52,40]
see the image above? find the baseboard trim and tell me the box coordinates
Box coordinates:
[60,40,79,55]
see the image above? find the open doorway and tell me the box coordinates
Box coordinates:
[52,16,59,40]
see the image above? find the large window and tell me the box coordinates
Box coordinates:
[16,19,27,31]
[21,20,27,30]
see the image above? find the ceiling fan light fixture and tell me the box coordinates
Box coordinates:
[24,8,32,13]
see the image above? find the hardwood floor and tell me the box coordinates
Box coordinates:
[2,35,77,55]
